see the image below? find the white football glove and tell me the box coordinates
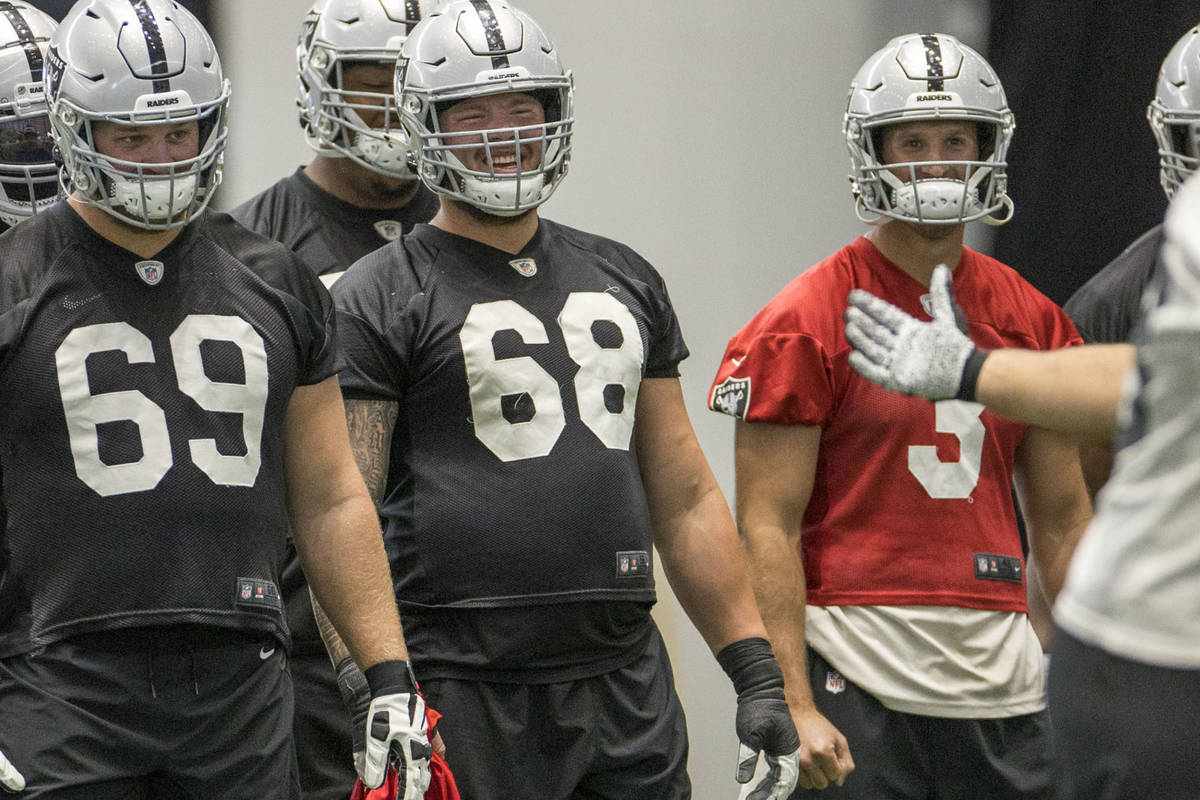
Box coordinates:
[355,691,431,798]
[0,747,24,792]
[844,263,983,401]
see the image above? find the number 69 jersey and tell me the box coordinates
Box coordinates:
[333,221,687,666]
[0,203,338,656]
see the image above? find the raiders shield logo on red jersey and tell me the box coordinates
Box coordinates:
[135,260,164,286]
[711,376,751,419]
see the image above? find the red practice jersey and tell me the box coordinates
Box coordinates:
[709,237,1081,612]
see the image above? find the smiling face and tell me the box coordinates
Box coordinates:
[878,119,980,182]
[437,91,547,175]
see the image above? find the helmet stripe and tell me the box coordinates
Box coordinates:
[467,0,510,70]
[0,2,43,81]
[403,0,421,33]
[127,0,172,93]
[920,33,945,91]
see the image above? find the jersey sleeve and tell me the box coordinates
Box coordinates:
[331,245,415,401]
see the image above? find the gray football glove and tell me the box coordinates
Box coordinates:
[844,264,986,401]
[356,661,432,799]
[0,747,24,792]
[335,657,371,762]
[718,638,801,800]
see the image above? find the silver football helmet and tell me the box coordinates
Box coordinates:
[845,33,1015,226]
[46,0,230,230]
[1148,25,1200,200]
[297,0,440,178]
[0,2,57,227]
[397,0,573,216]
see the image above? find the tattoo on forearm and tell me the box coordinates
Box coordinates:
[311,589,352,667]
[344,399,398,510]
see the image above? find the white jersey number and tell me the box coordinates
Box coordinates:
[56,317,269,497]
[907,400,985,499]
[460,292,643,462]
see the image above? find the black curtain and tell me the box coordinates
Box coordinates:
[988,3,1198,305]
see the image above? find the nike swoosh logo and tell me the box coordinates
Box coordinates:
[731,356,745,367]
[259,646,276,660]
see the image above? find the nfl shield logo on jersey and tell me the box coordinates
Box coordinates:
[711,376,751,419]
[373,220,403,241]
[509,258,537,277]
[825,670,846,694]
[135,260,164,286]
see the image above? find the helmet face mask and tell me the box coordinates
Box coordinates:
[1149,26,1200,200]
[0,1,58,226]
[297,0,437,179]
[845,33,1015,226]
[46,0,229,231]
[398,1,574,216]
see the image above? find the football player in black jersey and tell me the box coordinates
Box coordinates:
[0,1,58,235]
[330,3,800,799]
[232,3,442,799]
[1063,23,1200,498]
[231,0,440,287]
[0,2,428,797]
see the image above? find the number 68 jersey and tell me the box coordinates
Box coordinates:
[0,204,338,656]
[333,221,687,642]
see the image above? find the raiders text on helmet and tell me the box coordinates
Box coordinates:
[45,0,230,230]
[845,33,1015,226]
[297,0,441,178]
[1148,25,1200,200]
[396,0,573,216]
[0,1,58,226]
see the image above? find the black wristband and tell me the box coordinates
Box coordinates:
[716,637,784,698]
[955,348,991,402]
[363,659,418,697]
[335,657,370,706]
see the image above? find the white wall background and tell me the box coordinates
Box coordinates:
[213,3,986,797]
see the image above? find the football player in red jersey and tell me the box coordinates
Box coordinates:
[844,168,1200,800]
[709,33,1092,797]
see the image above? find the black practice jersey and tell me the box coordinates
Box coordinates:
[0,204,337,656]
[334,220,689,681]
[233,168,437,652]
[230,168,439,280]
[1064,224,1164,344]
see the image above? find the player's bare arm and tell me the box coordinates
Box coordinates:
[344,397,400,507]
[735,420,855,791]
[634,378,764,650]
[285,377,407,667]
[1013,427,1094,604]
[633,377,801,795]
[314,397,398,666]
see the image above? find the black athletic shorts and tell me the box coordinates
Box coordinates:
[420,626,690,800]
[1049,626,1200,800]
[290,649,356,800]
[793,646,1053,799]
[0,627,299,799]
